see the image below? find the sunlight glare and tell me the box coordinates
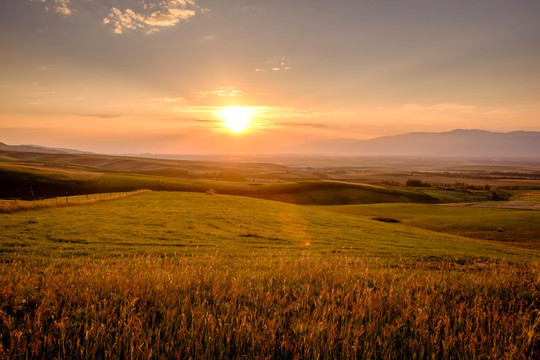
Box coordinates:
[218,106,252,133]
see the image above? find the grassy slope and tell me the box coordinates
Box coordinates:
[0,163,101,198]
[324,203,540,249]
[0,191,533,262]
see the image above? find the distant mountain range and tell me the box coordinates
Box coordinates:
[304,130,540,158]
[2,129,540,158]
[0,142,91,155]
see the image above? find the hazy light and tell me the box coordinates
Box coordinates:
[217,106,253,133]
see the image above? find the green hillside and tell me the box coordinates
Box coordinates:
[324,203,540,249]
[0,191,532,262]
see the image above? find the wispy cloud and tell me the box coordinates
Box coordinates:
[195,119,220,123]
[201,35,215,42]
[275,122,331,129]
[402,103,477,113]
[194,86,244,98]
[147,96,187,105]
[234,5,256,12]
[147,87,245,106]
[401,103,509,116]
[79,114,121,119]
[256,56,291,73]
[103,0,204,34]
[255,106,352,119]
[30,0,72,16]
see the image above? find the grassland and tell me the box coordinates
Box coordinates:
[1,192,535,260]
[324,201,540,249]
[1,149,540,358]
[0,192,539,359]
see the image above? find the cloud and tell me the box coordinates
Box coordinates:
[78,114,121,119]
[255,106,351,120]
[147,96,187,105]
[275,122,331,129]
[402,103,477,113]
[196,119,220,123]
[103,0,203,34]
[30,0,72,15]
[147,87,245,106]
[194,86,244,98]
[234,5,256,12]
[256,56,291,73]
[401,103,510,116]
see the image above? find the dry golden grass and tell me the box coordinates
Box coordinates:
[0,255,538,359]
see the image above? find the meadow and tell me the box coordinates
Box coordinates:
[0,192,539,359]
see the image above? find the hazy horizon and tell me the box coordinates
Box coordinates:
[1,0,540,154]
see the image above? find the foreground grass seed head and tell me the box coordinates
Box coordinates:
[0,256,538,359]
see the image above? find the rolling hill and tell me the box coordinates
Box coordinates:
[0,141,91,155]
[1,161,484,204]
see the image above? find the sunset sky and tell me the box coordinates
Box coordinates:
[1,0,539,154]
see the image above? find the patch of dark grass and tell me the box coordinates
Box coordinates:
[373,217,400,223]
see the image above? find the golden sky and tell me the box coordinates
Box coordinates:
[1,0,540,154]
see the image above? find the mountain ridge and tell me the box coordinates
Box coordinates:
[303,129,540,158]
[0,142,92,155]
[2,129,540,158]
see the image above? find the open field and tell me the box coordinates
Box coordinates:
[1,192,536,260]
[0,192,539,359]
[1,151,540,358]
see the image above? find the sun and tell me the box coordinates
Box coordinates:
[217,106,252,133]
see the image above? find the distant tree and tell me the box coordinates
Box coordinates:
[406,179,425,187]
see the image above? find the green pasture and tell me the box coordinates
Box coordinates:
[0,191,534,262]
[324,203,540,248]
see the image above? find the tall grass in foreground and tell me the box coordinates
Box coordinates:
[0,255,538,359]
